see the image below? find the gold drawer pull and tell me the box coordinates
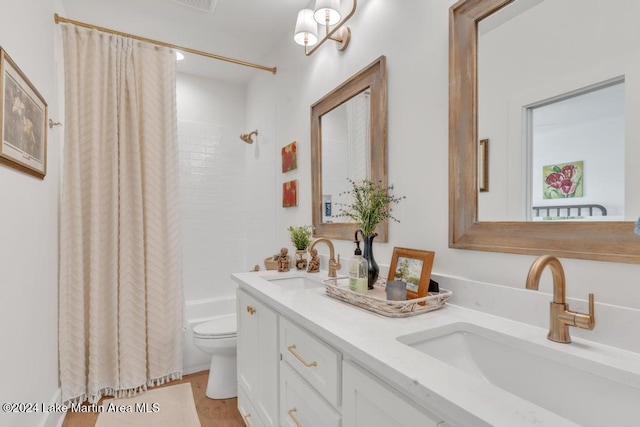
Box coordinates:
[288,407,302,427]
[287,344,317,367]
[242,412,253,426]
[246,305,256,315]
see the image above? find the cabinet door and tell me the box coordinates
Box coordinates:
[342,360,442,427]
[237,290,279,427]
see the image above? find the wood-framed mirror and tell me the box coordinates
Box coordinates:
[449,0,640,263]
[311,56,388,241]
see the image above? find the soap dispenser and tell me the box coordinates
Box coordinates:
[349,230,368,294]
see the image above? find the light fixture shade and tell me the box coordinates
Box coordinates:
[314,0,341,25]
[294,9,318,46]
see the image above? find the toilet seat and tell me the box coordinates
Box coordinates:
[193,316,237,339]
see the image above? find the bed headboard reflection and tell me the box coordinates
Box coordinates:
[533,204,607,219]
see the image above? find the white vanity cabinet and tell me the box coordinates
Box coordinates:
[279,317,342,426]
[343,360,444,427]
[237,283,448,427]
[237,290,279,427]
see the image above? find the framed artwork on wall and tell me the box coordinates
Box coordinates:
[283,179,298,207]
[0,47,48,178]
[387,247,435,300]
[282,141,297,173]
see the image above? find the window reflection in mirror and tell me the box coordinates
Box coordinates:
[529,81,625,221]
[321,90,371,223]
[476,0,637,222]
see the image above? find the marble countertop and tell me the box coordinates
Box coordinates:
[232,269,640,427]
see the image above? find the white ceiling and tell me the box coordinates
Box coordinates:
[59,0,308,83]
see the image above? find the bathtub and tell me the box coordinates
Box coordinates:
[183,296,236,374]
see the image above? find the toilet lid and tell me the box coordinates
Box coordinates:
[193,316,236,338]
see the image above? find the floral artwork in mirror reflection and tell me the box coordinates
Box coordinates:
[543,161,583,199]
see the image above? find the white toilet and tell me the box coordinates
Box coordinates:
[192,314,237,399]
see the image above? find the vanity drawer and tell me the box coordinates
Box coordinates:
[238,385,265,427]
[280,360,341,427]
[280,317,341,408]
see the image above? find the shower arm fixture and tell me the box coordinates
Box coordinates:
[240,130,258,144]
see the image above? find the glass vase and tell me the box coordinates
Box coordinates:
[294,249,308,270]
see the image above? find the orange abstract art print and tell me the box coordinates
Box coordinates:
[283,179,298,207]
[282,141,297,173]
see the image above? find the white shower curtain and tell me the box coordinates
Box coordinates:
[59,25,183,404]
[346,92,371,182]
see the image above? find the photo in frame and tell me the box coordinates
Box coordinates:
[387,247,435,300]
[281,141,297,173]
[0,47,48,178]
[283,179,298,207]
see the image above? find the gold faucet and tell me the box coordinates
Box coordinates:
[525,255,595,343]
[308,238,341,277]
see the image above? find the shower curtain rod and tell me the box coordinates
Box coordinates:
[54,13,278,75]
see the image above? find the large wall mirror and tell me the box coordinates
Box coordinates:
[450,0,640,263]
[311,56,388,241]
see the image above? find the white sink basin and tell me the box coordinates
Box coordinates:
[397,322,640,426]
[265,275,326,290]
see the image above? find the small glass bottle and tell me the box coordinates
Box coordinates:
[349,235,368,294]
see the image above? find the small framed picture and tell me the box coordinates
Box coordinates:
[281,141,297,173]
[0,47,48,178]
[283,179,298,207]
[387,247,435,300]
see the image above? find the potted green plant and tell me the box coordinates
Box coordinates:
[338,179,405,288]
[288,225,312,270]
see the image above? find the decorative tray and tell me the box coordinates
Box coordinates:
[323,278,452,318]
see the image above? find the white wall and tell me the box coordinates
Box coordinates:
[0,0,64,426]
[244,0,640,311]
[176,73,247,300]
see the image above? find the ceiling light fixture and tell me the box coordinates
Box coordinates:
[294,0,357,56]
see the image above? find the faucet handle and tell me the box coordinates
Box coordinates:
[334,254,341,270]
[574,293,596,330]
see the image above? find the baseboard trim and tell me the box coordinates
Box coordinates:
[184,362,210,375]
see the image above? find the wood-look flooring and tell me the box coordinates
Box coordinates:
[62,370,245,427]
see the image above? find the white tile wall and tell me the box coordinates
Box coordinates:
[177,73,248,300]
[178,119,247,299]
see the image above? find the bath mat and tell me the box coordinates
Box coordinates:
[95,383,201,427]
